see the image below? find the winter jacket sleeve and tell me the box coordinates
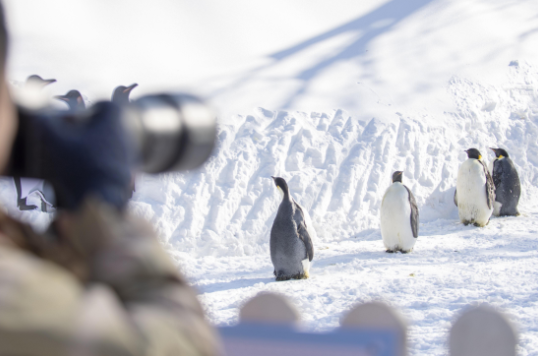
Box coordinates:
[0,198,221,356]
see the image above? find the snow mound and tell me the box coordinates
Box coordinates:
[129,62,538,259]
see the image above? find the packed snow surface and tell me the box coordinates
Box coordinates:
[2,0,538,355]
[143,64,538,356]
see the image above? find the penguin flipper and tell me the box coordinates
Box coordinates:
[480,160,496,209]
[405,186,419,238]
[491,159,503,188]
[454,189,458,207]
[298,223,314,262]
[293,202,314,262]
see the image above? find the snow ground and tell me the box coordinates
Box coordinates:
[2,0,538,355]
[156,63,538,355]
[180,214,538,356]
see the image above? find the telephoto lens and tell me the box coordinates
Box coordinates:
[6,92,217,210]
[123,93,217,174]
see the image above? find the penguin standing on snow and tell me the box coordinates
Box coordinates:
[112,83,138,105]
[380,171,419,253]
[13,75,57,212]
[55,90,85,111]
[25,74,56,89]
[112,83,138,197]
[270,176,314,281]
[454,148,495,226]
[489,147,520,216]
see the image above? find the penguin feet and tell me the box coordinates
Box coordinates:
[386,248,412,254]
[499,211,520,217]
[17,199,38,211]
[473,221,489,227]
[275,272,308,281]
[291,272,308,280]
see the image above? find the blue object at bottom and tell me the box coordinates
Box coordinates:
[219,323,397,356]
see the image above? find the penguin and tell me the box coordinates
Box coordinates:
[454,148,495,226]
[380,171,419,253]
[25,74,56,89]
[270,176,314,281]
[112,83,138,197]
[13,74,57,109]
[13,75,57,212]
[112,83,138,105]
[489,148,520,216]
[13,177,38,211]
[55,90,85,111]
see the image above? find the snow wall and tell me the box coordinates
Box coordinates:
[128,62,538,258]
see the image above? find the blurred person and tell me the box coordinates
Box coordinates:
[0,2,220,356]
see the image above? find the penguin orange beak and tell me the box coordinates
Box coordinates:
[44,79,57,85]
[123,83,138,94]
[54,95,68,102]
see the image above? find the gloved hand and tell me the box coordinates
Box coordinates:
[16,102,134,211]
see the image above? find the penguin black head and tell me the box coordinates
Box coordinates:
[112,83,138,105]
[392,171,403,183]
[26,74,56,88]
[271,176,289,197]
[490,147,509,159]
[55,90,85,111]
[465,148,482,160]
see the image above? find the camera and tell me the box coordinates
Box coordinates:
[6,93,217,210]
[122,93,216,174]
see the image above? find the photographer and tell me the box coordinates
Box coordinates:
[0,3,220,356]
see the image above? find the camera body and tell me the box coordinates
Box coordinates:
[6,93,217,210]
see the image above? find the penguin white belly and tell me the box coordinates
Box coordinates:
[456,159,492,226]
[380,183,415,252]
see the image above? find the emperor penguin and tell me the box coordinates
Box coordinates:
[55,90,85,111]
[13,74,57,109]
[454,148,495,226]
[26,74,56,89]
[270,176,314,281]
[13,75,57,212]
[112,83,138,105]
[112,83,138,197]
[380,171,419,253]
[489,148,520,216]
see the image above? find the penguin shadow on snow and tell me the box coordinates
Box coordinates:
[419,218,483,237]
[313,249,409,270]
[195,277,276,294]
[353,228,381,241]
